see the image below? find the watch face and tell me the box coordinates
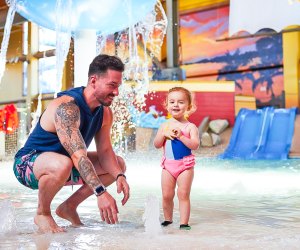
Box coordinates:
[95,185,106,195]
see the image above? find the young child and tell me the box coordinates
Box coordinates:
[153,87,200,230]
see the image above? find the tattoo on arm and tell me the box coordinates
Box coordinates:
[55,101,86,156]
[78,155,100,189]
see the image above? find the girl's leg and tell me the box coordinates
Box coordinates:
[177,168,194,225]
[161,169,176,222]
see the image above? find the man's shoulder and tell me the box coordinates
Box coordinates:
[47,96,77,113]
[55,95,75,105]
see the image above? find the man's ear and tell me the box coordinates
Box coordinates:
[89,75,97,88]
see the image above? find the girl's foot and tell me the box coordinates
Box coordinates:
[161,221,173,227]
[179,224,191,230]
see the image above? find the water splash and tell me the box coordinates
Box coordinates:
[1,0,167,139]
[29,93,42,134]
[33,0,166,139]
[96,0,167,153]
[0,200,17,234]
[55,0,72,97]
[142,195,162,236]
[0,0,17,84]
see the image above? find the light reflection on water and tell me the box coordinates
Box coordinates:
[0,152,300,249]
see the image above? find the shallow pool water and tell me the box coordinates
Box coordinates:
[0,152,300,249]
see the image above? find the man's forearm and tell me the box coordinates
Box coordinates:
[98,150,123,179]
[78,155,102,190]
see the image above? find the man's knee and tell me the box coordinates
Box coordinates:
[116,155,126,173]
[34,153,73,180]
[52,157,73,180]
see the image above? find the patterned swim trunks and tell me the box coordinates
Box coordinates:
[13,150,84,190]
[13,150,40,190]
[65,167,83,186]
[13,150,83,189]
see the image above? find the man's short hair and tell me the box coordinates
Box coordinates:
[88,54,125,77]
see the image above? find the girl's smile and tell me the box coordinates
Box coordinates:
[167,91,189,121]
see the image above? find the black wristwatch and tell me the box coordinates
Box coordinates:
[94,185,107,196]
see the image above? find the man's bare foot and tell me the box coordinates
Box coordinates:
[34,214,66,233]
[56,203,83,227]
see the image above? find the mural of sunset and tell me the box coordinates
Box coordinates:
[179,6,284,107]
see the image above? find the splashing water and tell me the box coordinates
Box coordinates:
[55,0,72,97]
[99,1,167,153]
[29,92,42,134]
[0,0,17,84]
[1,0,167,138]
[143,195,162,236]
[0,200,17,234]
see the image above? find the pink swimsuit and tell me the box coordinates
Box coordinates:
[161,123,195,179]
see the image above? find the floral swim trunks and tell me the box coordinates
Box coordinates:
[13,150,40,189]
[13,150,83,190]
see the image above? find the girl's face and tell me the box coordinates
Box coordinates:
[167,91,190,120]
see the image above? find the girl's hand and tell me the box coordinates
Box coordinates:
[164,125,177,140]
[164,129,176,140]
[164,124,182,140]
[171,128,182,138]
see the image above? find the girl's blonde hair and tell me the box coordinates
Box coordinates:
[165,87,197,116]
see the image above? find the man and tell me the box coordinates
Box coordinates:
[13,54,130,233]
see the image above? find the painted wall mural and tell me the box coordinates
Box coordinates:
[180,6,284,107]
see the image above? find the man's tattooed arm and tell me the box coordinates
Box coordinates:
[55,100,86,155]
[55,100,102,189]
[78,155,100,190]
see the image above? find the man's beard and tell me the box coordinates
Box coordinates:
[94,93,113,106]
[99,96,114,107]
[100,100,111,107]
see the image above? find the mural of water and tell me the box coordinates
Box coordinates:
[1,152,300,249]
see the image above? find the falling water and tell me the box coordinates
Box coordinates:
[0,0,17,84]
[55,0,72,96]
[28,0,167,147]
[95,0,168,153]
[0,200,17,234]
[143,195,162,236]
[1,0,167,139]
[29,92,42,134]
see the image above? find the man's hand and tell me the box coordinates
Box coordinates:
[116,176,130,205]
[97,192,119,224]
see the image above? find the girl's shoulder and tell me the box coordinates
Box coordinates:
[184,120,196,128]
[158,121,169,129]
[188,121,197,128]
[184,121,198,133]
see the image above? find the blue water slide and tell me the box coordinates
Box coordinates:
[219,107,297,160]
